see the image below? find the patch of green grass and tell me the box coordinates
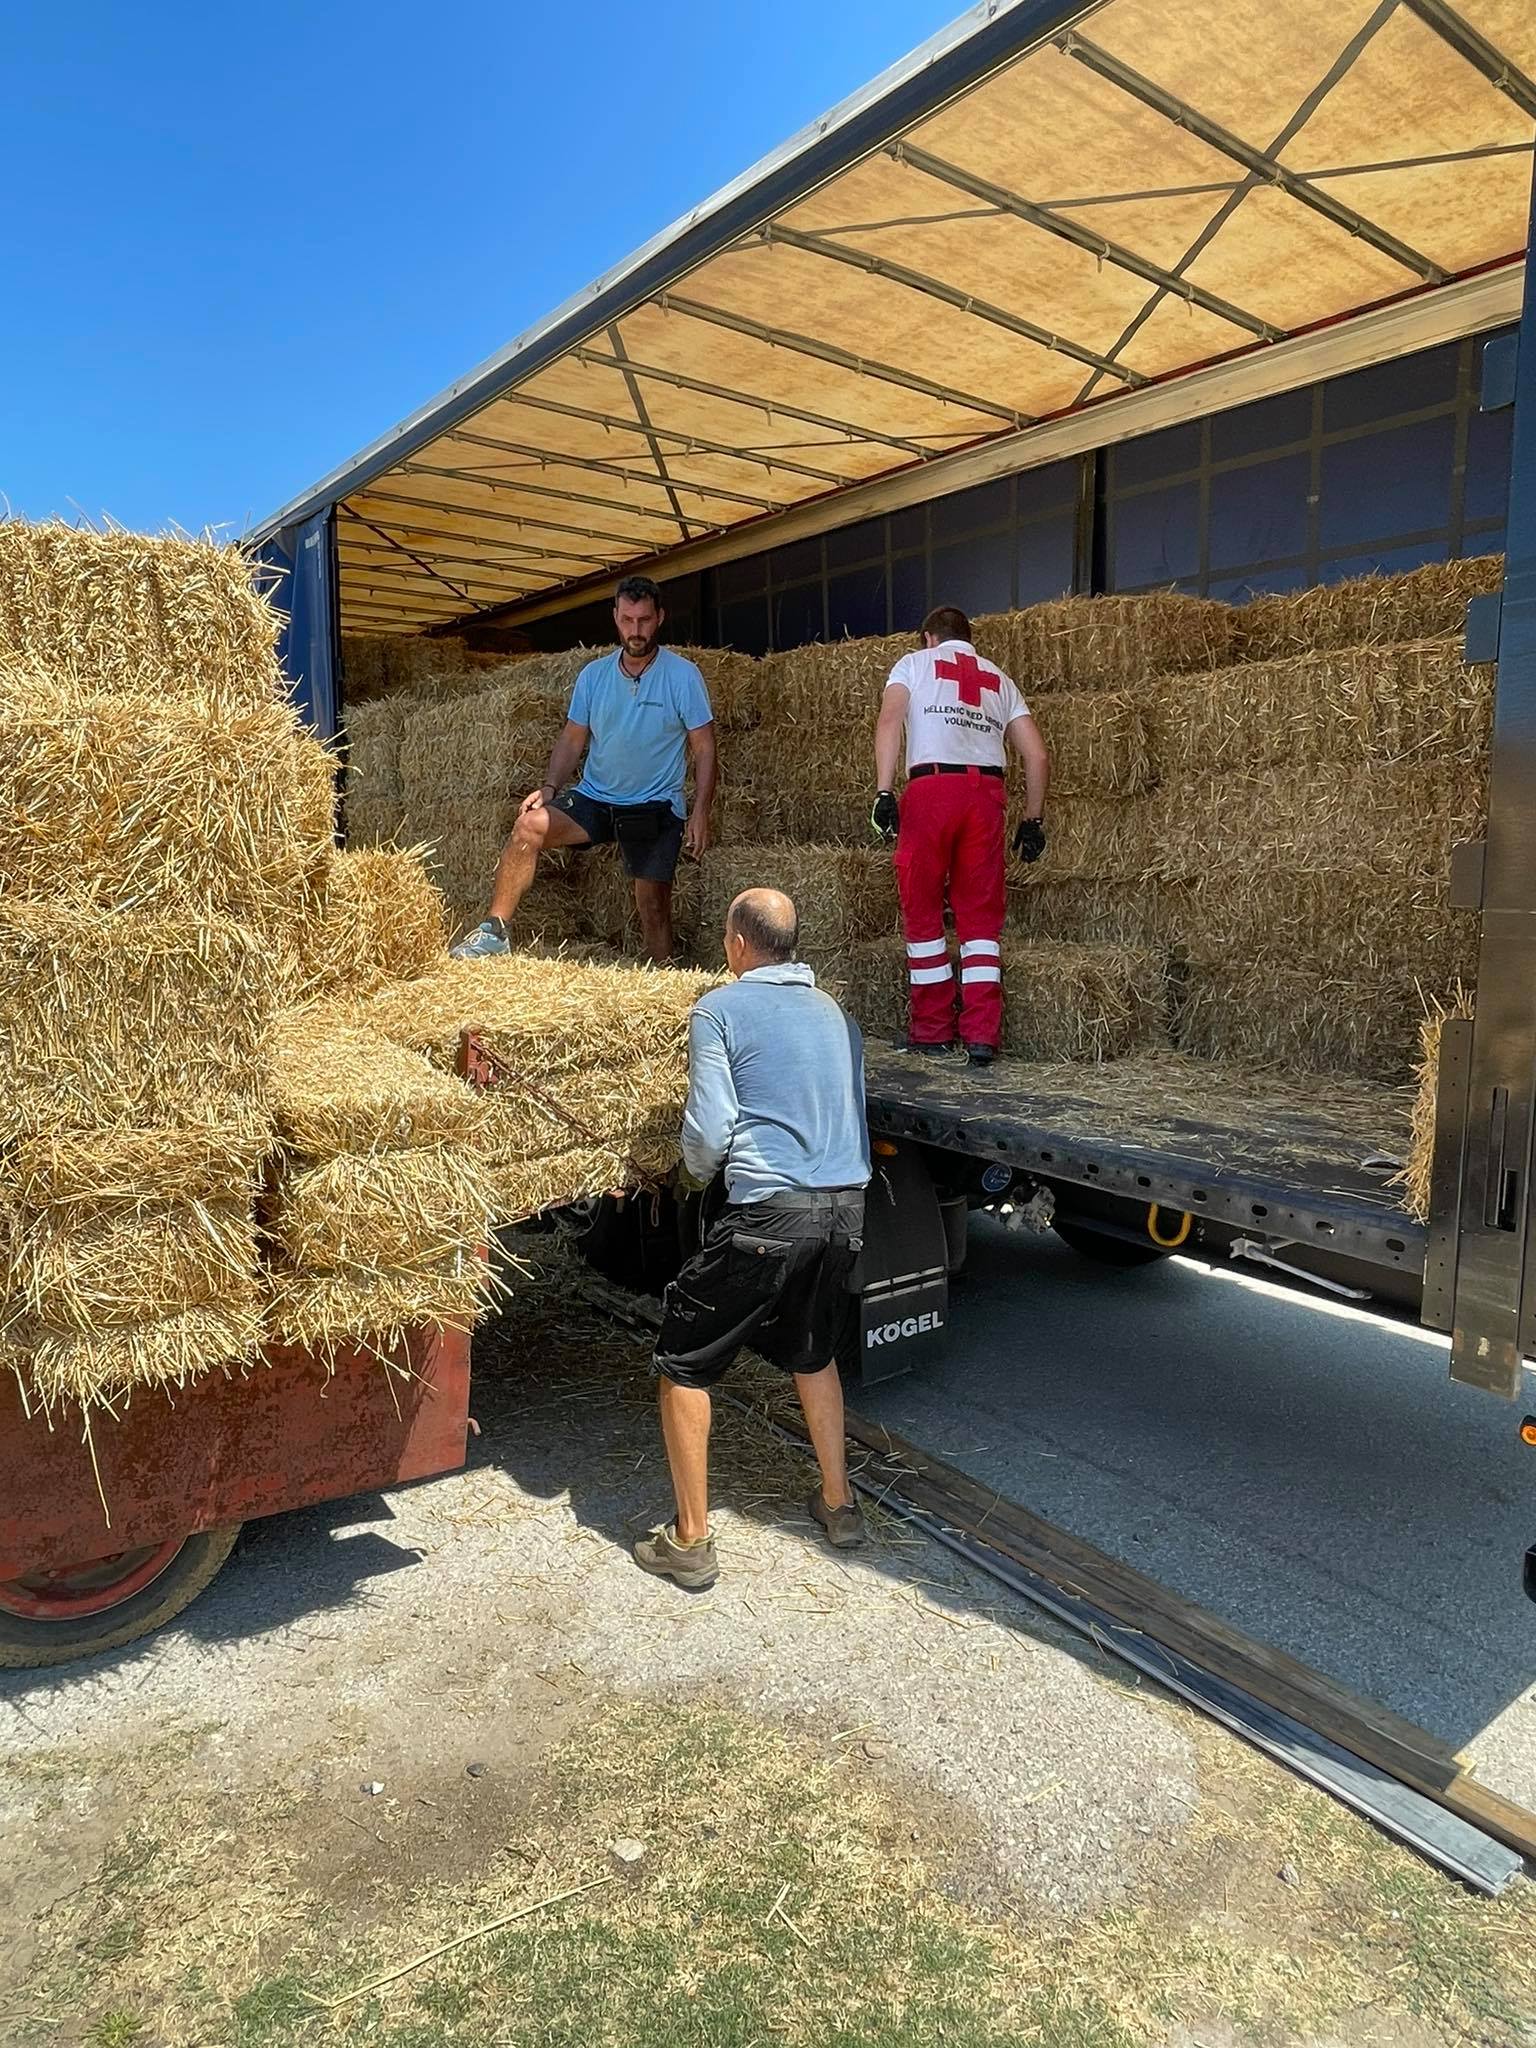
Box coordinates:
[87,2015,148,2048]
[232,1974,319,2045]
[88,1917,144,1966]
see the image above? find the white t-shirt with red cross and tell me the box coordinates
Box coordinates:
[885,639,1029,773]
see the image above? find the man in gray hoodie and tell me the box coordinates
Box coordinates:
[635,888,871,1590]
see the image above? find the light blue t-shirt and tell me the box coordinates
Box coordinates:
[569,647,713,817]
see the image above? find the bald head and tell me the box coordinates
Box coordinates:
[725,888,799,974]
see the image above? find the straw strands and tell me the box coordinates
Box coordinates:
[269,1012,488,1158]
[1030,691,1152,796]
[266,1146,496,1281]
[1005,878,1176,947]
[1168,869,1479,988]
[1235,556,1503,660]
[0,523,285,709]
[283,847,449,1002]
[10,1124,272,1208]
[9,1199,261,1336]
[11,1306,267,1413]
[344,795,406,848]
[262,1260,489,1352]
[1175,960,1440,1081]
[695,845,900,964]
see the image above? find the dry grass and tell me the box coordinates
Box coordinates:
[770,790,868,844]
[1396,984,1476,1222]
[9,1123,271,1207]
[757,632,914,732]
[1004,876,1176,946]
[843,933,1169,1059]
[1140,638,1495,779]
[282,846,449,1002]
[0,662,336,924]
[0,522,285,708]
[1009,591,1238,692]
[259,1258,489,1352]
[668,642,760,729]
[1235,554,1504,659]
[342,694,403,800]
[1010,792,1154,880]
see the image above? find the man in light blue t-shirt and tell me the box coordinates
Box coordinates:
[452,575,717,964]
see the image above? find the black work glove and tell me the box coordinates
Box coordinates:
[1012,817,1046,865]
[870,791,900,844]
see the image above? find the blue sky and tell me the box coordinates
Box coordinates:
[4,1,957,537]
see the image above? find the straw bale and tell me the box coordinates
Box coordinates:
[405,799,516,902]
[8,1304,266,1412]
[841,934,1169,1059]
[0,522,284,709]
[11,1123,271,1208]
[1009,793,1154,880]
[340,634,388,700]
[1140,639,1494,779]
[1175,959,1445,1081]
[0,665,336,922]
[1169,868,1479,987]
[345,795,406,848]
[1008,593,1238,693]
[1395,986,1475,1223]
[1031,691,1152,796]
[267,1145,495,1279]
[9,1199,260,1335]
[768,633,915,728]
[283,846,449,1002]
[1235,556,1504,660]
[0,902,274,1139]
[261,1260,488,1353]
[1144,762,1487,880]
[504,879,591,950]
[715,788,782,844]
[576,850,700,953]
[384,634,504,687]
[668,645,760,729]
[695,844,899,963]
[773,792,869,845]
[971,614,1015,671]
[361,955,717,1079]
[727,725,863,793]
[501,1146,633,1218]
[270,1010,488,1158]
[343,689,403,800]
[1004,878,1176,947]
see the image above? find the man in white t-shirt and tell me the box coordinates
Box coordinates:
[871,604,1050,1064]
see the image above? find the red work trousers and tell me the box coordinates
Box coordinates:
[893,769,1006,1047]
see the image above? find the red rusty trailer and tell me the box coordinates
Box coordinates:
[0,1325,471,1668]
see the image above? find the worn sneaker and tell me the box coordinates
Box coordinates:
[964,1042,996,1067]
[808,1489,866,1549]
[633,1522,719,1590]
[450,919,511,961]
[904,1039,959,1061]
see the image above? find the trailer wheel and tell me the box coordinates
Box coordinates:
[1051,1218,1173,1268]
[0,1524,241,1669]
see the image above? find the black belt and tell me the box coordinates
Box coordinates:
[909,762,1004,779]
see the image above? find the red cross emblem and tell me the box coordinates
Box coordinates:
[935,650,1000,708]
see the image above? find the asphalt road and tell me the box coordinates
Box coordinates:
[856,1213,1536,1813]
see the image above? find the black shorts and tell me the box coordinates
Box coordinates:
[551,788,684,883]
[655,1190,865,1388]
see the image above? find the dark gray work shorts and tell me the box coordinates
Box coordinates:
[655,1190,865,1387]
[551,788,684,883]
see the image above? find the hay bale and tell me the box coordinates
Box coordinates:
[345,795,407,848]
[266,1146,495,1281]
[339,634,388,700]
[270,1011,487,1158]
[773,792,869,845]
[1235,556,1504,660]
[0,523,284,709]
[10,1124,271,1208]
[1005,878,1175,947]
[343,693,404,800]
[1175,959,1445,1081]
[971,614,1014,671]
[1010,794,1154,881]
[668,645,761,729]
[1168,868,1479,988]
[10,1200,260,1335]
[0,902,274,1140]
[715,788,782,844]
[403,798,516,906]
[695,845,899,965]
[764,633,915,734]
[1031,691,1152,796]
[1144,762,1487,880]
[0,664,336,924]
[575,850,701,955]
[1395,987,1475,1222]
[842,934,1168,1059]
[261,1261,488,1352]
[283,847,449,1001]
[8,1305,266,1413]
[1009,593,1238,693]
[1140,640,1494,780]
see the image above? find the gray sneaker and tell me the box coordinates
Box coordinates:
[633,1523,719,1590]
[808,1489,866,1549]
[450,919,510,961]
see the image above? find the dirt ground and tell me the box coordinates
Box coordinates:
[2,1236,1533,2048]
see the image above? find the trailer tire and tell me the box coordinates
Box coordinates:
[0,1524,242,1669]
[1051,1218,1173,1268]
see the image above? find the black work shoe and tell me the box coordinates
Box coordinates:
[964,1042,996,1067]
[808,1489,866,1549]
[904,1039,959,1060]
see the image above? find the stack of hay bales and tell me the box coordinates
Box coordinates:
[0,525,334,1410]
